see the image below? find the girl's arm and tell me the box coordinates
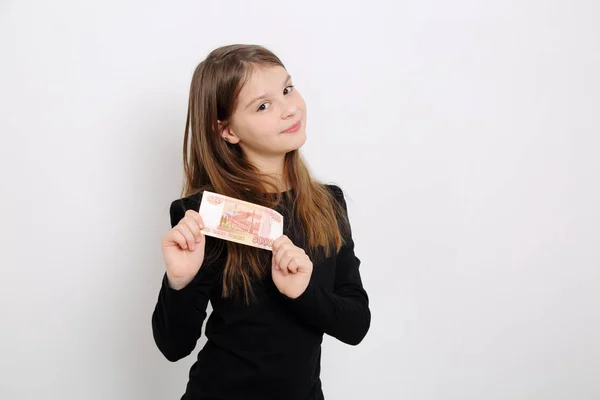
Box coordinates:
[151,197,220,361]
[286,185,371,345]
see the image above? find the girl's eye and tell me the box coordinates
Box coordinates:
[256,85,295,112]
[283,85,294,95]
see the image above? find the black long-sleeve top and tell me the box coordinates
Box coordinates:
[151,185,370,400]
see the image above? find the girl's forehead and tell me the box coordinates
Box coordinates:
[245,65,287,89]
[237,65,289,107]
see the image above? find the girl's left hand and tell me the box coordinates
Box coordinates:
[271,235,313,299]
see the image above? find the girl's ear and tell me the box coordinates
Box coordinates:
[218,120,241,144]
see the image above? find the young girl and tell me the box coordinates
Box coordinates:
[152,44,371,400]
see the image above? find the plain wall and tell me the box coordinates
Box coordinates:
[1,0,599,399]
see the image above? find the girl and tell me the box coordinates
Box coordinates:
[152,44,371,400]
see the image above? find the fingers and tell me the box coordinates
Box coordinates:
[271,235,312,276]
[182,216,204,243]
[272,236,308,275]
[274,242,292,268]
[273,238,291,276]
[283,256,299,273]
[272,253,288,276]
[172,223,194,250]
[273,235,294,265]
[173,210,205,251]
[185,210,205,232]
[171,229,188,250]
[274,252,294,276]
[272,235,291,253]
[278,246,298,273]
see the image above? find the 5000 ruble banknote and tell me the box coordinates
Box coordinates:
[199,191,284,250]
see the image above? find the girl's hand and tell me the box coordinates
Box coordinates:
[271,235,313,299]
[161,210,206,290]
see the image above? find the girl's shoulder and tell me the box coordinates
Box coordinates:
[168,190,206,227]
[323,183,348,211]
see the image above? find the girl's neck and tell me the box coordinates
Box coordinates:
[247,153,288,192]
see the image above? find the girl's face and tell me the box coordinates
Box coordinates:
[221,64,307,162]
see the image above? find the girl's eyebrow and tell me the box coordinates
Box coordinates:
[245,74,292,109]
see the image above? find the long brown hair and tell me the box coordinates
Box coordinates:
[180,44,348,303]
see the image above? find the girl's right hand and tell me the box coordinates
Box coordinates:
[161,209,206,290]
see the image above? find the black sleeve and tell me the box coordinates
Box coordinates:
[285,185,371,345]
[151,195,221,362]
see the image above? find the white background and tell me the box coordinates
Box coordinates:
[1,1,599,399]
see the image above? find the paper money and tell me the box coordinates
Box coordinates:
[198,191,284,250]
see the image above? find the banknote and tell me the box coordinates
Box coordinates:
[198,191,284,250]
